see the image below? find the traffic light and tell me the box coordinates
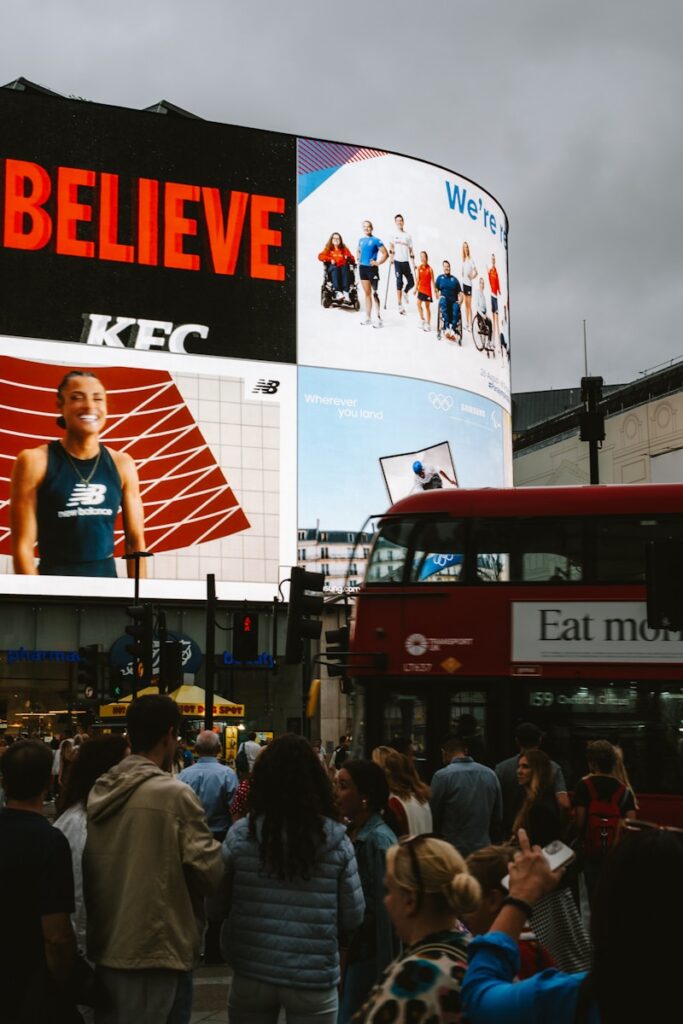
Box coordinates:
[325,626,349,678]
[110,674,125,702]
[125,604,154,685]
[160,640,184,689]
[77,644,99,702]
[233,611,259,661]
[285,567,325,664]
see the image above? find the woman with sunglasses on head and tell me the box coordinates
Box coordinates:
[354,835,481,1023]
[463,824,683,1024]
[372,745,432,838]
[336,759,399,1024]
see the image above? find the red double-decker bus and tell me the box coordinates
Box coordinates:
[349,485,683,824]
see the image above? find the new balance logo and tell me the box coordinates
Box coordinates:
[58,483,113,519]
[252,379,280,395]
[67,483,107,507]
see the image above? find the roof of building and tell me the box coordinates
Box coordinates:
[513,359,683,453]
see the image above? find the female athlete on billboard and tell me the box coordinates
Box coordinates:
[10,371,146,578]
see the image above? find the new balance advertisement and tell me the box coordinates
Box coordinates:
[0,87,511,599]
[0,340,296,600]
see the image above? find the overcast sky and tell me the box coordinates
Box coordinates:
[2,0,680,394]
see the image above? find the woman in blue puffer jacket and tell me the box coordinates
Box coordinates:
[220,733,365,1024]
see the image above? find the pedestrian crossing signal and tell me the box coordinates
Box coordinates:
[233,611,259,661]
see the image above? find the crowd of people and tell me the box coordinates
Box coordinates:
[0,702,680,1024]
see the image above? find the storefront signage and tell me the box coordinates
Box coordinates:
[512,601,683,663]
[222,651,275,669]
[6,647,79,664]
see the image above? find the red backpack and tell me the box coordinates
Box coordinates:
[583,776,626,857]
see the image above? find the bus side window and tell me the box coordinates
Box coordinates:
[472,519,512,582]
[519,518,583,582]
[595,517,683,583]
[472,518,582,583]
[410,519,464,583]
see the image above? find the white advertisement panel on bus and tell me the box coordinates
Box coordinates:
[512,602,683,663]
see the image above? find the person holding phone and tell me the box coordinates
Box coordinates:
[463,826,683,1024]
[511,752,590,973]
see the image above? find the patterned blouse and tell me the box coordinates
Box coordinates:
[353,927,470,1024]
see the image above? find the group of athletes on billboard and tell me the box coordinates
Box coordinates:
[317,214,508,357]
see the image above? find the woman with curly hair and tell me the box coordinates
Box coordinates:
[220,733,364,1024]
[355,835,481,1023]
[372,745,432,838]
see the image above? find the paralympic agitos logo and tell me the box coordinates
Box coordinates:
[2,158,287,280]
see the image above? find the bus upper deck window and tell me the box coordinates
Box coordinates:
[366,519,413,584]
[410,519,464,584]
[596,516,683,582]
[473,518,582,583]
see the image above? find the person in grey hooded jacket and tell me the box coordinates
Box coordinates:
[220,733,365,1024]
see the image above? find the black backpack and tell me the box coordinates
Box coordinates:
[235,745,249,776]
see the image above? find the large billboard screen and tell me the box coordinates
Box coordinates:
[0,88,510,599]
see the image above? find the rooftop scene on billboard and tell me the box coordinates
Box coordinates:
[297,366,509,591]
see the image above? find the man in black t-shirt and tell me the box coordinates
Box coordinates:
[0,740,77,1022]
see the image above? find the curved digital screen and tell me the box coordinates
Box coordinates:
[0,88,510,599]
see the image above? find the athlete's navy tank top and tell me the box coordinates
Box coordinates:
[37,441,122,575]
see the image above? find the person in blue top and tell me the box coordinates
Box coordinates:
[357,220,389,329]
[10,371,146,578]
[462,824,683,1024]
[435,260,464,343]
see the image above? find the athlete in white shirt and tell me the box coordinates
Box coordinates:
[389,214,415,315]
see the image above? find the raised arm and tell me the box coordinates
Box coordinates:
[10,447,47,574]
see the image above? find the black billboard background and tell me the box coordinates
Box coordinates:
[0,89,296,363]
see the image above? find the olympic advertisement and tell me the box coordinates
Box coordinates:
[298,368,508,542]
[0,86,510,599]
[297,139,510,411]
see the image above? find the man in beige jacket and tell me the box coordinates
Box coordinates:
[83,695,224,1023]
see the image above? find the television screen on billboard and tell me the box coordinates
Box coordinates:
[0,88,510,600]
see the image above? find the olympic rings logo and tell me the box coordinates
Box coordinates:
[431,553,458,568]
[428,392,453,411]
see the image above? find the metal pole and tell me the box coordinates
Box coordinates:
[589,438,600,485]
[205,574,216,731]
[583,319,588,377]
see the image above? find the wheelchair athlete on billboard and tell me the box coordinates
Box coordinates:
[10,371,146,578]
